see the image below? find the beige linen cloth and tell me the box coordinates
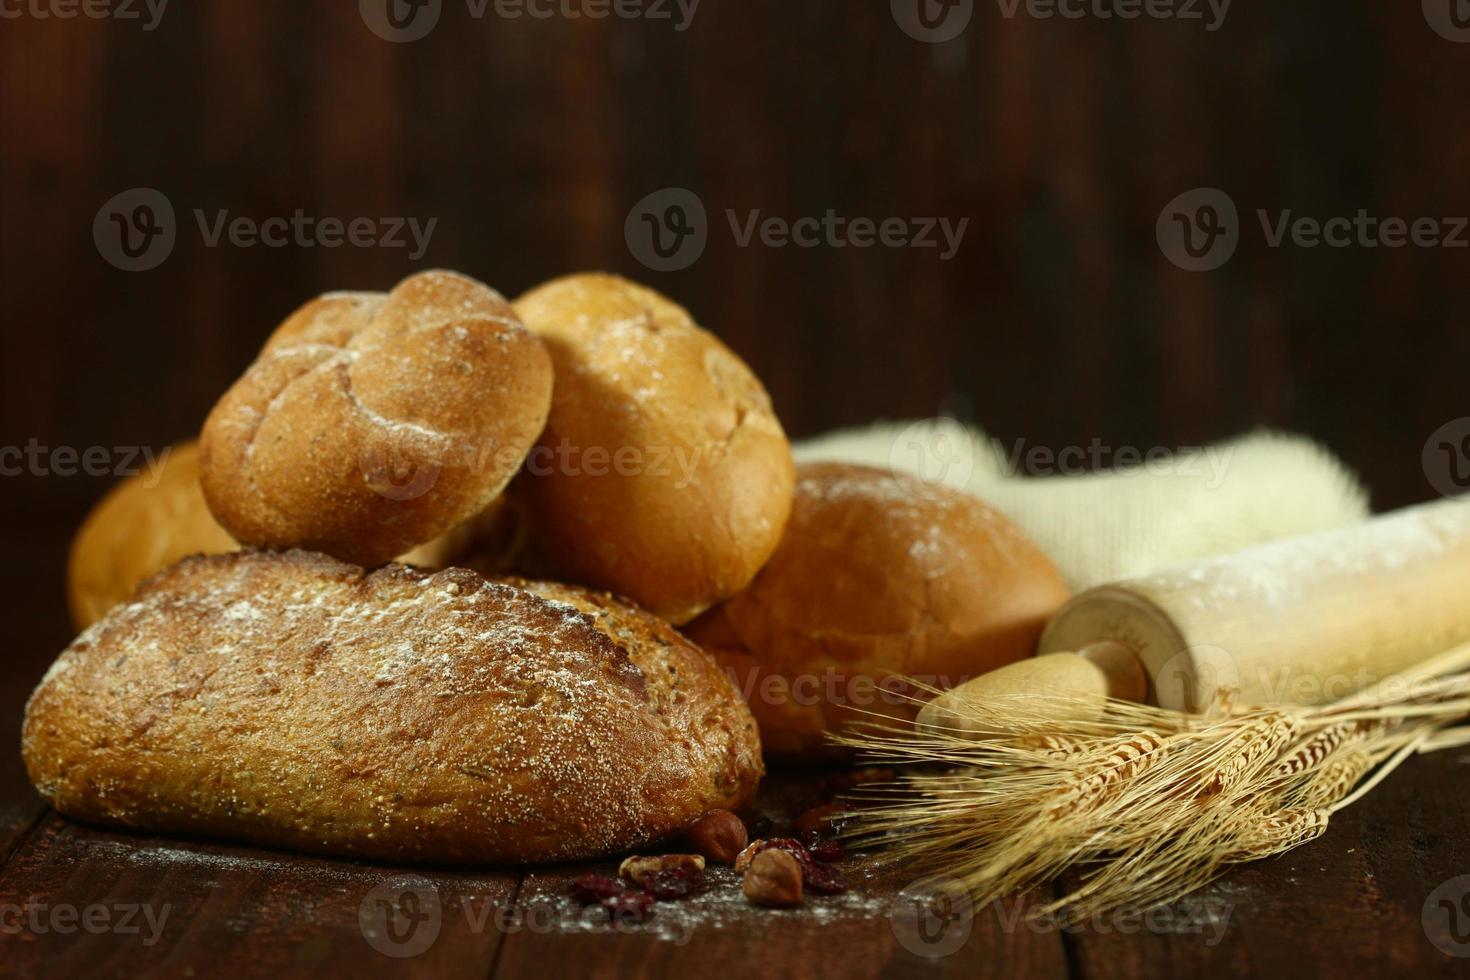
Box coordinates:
[795,419,1370,592]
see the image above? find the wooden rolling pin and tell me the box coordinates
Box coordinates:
[920,496,1470,728]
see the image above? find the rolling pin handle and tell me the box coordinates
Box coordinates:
[1078,641,1148,703]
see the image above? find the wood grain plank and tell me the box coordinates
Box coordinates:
[1063,751,1470,979]
[495,860,1065,980]
[491,770,1067,980]
[0,815,520,979]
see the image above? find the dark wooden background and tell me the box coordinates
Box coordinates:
[3,0,1469,525]
[2,3,1469,976]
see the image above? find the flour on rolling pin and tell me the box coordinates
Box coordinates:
[1039,497,1470,712]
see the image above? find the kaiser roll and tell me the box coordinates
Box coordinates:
[513,273,794,624]
[199,270,553,568]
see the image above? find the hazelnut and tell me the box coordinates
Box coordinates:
[618,853,705,886]
[743,849,804,908]
[685,809,748,863]
[734,839,763,873]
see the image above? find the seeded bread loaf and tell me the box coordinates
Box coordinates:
[24,551,762,864]
[200,270,553,568]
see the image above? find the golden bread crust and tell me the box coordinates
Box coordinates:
[25,551,761,864]
[200,271,553,568]
[513,273,794,624]
[66,440,238,630]
[66,440,515,630]
[686,463,1071,758]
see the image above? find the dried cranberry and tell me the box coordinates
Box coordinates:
[600,889,655,922]
[642,868,703,900]
[570,872,624,905]
[762,837,813,865]
[804,862,849,895]
[809,839,845,863]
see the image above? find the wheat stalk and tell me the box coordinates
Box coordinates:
[834,647,1470,921]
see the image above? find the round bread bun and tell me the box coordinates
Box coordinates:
[68,439,514,631]
[67,440,237,630]
[29,551,762,864]
[685,462,1071,758]
[199,270,553,568]
[513,273,794,624]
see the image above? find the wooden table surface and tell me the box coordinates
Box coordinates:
[1,506,1468,979]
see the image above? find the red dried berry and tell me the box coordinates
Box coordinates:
[803,862,849,895]
[570,873,624,905]
[601,889,655,922]
[761,837,815,869]
[642,868,703,901]
[809,840,845,863]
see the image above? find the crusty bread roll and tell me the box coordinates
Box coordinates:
[67,439,514,631]
[67,440,237,630]
[25,551,762,864]
[200,270,553,568]
[513,273,794,624]
[686,462,1071,758]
